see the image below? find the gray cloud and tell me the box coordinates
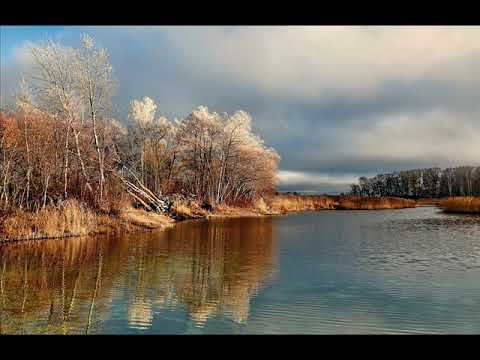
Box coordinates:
[2,26,480,193]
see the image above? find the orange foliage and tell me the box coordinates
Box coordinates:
[0,113,21,149]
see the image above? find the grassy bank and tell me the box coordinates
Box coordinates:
[0,200,175,243]
[439,197,480,214]
[266,194,417,212]
[0,195,421,243]
[416,198,444,207]
[1,200,96,241]
[266,194,338,213]
[0,198,275,243]
[334,196,417,210]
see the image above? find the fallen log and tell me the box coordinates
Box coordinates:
[113,168,172,213]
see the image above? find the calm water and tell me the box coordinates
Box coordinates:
[2,206,480,334]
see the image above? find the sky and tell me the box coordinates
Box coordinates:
[2,26,480,194]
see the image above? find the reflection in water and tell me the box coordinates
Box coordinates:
[3,207,480,334]
[0,217,277,334]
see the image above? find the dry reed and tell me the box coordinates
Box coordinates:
[336,196,417,210]
[267,194,337,213]
[1,199,96,241]
[439,197,480,214]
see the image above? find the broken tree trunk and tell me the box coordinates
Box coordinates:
[114,167,171,213]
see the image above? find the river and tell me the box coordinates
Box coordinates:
[1,206,480,334]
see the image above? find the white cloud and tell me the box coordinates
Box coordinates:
[278,170,358,186]
[164,26,480,99]
[1,43,34,108]
[10,43,34,66]
[349,108,480,166]
[3,26,480,183]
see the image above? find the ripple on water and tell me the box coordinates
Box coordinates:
[1,207,480,334]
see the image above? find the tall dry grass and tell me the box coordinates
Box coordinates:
[1,200,96,241]
[336,196,417,210]
[267,194,416,212]
[171,200,193,218]
[439,197,480,214]
[267,194,338,213]
[416,198,444,207]
[253,197,269,213]
[170,199,208,219]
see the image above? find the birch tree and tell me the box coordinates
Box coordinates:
[129,96,157,185]
[28,40,80,199]
[73,34,116,202]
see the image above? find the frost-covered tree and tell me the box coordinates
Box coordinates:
[26,34,116,203]
[130,97,157,130]
[3,35,280,214]
[73,34,117,201]
[27,40,82,198]
[175,106,279,204]
[128,97,174,191]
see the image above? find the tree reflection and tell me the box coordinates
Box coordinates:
[0,217,277,334]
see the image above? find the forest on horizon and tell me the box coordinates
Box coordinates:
[350,166,480,199]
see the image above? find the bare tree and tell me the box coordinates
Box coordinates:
[175,106,279,205]
[73,34,116,202]
[28,40,81,199]
[1,35,280,217]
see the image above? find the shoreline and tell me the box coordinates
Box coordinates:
[4,195,479,244]
[0,195,420,244]
[0,207,276,244]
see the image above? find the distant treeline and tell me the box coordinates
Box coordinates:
[350,167,480,199]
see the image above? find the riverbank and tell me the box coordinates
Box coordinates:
[0,201,172,243]
[266,194,417,212]
[416,198,444,207]
[0,195,423,243]
[439,197,480,214]
[335,196,417,210]
[2,205,480,334]
[0,199,276,243]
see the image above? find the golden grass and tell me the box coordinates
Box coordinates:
[267,194,337,213]
[416,198,444,207]
[210,194,416,217]
[170,200,209,219]
[439,197,480,214]
[336,196,417,210]
[0,193,425,243]
[171,200,193,218]
[1,200,96,241]
[266,194,416,212]
[0,202,175,242]
[253,197,269,213]
[208,204,270,218]
[117,208,175,230]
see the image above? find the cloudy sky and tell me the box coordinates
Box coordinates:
[2,26,480,193]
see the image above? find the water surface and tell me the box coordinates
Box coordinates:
[1,207,480,334]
